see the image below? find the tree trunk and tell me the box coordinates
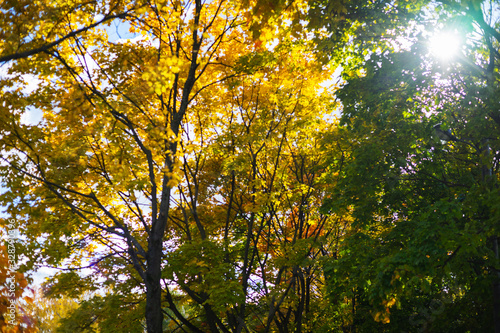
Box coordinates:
[145,236,164,333]
[493,236,500,333]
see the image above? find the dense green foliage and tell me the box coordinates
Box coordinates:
[317,0,500,331]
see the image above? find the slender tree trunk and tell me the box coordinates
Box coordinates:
[145,235,164,333]
[481,139,500,332]
[493,236,500,333]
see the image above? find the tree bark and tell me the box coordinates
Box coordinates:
[145,234,164,333]
[493,236,500,333]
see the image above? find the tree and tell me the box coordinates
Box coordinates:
[0,0,252,331]
[315,0,500,331]
[0,0,341,331]
[159,39,341,331]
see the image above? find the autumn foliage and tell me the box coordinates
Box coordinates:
[1,0,500,332]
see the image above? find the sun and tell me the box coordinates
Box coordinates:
[428,31,461,60]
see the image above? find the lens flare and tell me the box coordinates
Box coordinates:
[429,31,461,60]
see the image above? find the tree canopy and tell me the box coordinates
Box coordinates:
[1,0,499,332]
